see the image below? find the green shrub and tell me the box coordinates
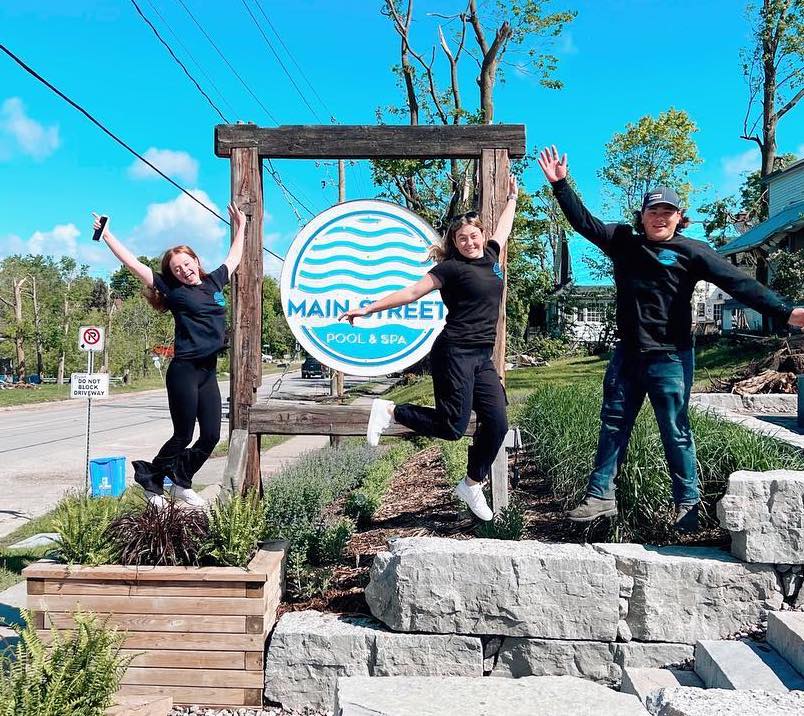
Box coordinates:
[345,441,417,526]
[50,494,121,566]
[475,499,525,540]
[0,610,131,716]
[204,489,267,567]
[519,381,804,541]
[106,500,209,567]
[310,517,355,566]
[439,438,470,486]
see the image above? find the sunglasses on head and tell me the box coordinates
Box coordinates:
[451,210,479,224]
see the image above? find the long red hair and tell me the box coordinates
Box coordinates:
[143,245,207,312]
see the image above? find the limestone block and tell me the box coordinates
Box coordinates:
[646,686,804,715]
[717,470,804,563]
[492,638,620,684]
[335,675,650,716]
[366,537,619,639]
[595,544,782,644]
[620,667,703,707]
[613,642,695,670]
[264,610,482,711]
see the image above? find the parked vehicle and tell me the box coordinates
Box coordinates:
[301,355,328,379]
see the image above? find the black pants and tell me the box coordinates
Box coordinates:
[152,355,221,488]
[394,337,508,482]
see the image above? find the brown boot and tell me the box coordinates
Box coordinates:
[567,495,617,522]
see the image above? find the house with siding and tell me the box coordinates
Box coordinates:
[717,157,804,332]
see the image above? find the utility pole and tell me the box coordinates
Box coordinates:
[330,160,347,446]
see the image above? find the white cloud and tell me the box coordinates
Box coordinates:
[797,144,804,159]
[263,232,284,279]
[557,31,578,55]
[128,147,199,184]
[720,147,760,193]
[131,190,227,269]
[0,97,60,160]
[0,223,117,272]
[27,223,80,257]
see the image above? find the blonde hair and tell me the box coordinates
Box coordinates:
[429,212,486,262]
[143,245,207,312]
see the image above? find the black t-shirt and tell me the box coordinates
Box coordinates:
[551,178,793,350]
[428,240,504,346]
[153,264,229,360]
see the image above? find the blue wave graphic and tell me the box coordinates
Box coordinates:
[310,240,423,253]
[308,323,427,361]
[323,225,414,238]
[357,217,381,224]
[297,283,406,294]
[300,268,421,282]
[303,255,429,267]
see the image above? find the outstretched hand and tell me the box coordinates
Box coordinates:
[228,202,246,233]
[537,146,568,183]
[789,308,804,329]
[339,307,369,325]
[91,212,110,239]
[507,175,519,199]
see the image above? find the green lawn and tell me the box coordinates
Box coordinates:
[385,340,760,408]
[0,511,59,592]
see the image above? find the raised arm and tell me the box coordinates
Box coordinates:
[489,176,519,249]
[92,213,154,287]
[695,244,804,328]
[224,203,246,275]
[339,273,441,324]
[537,146,617,253]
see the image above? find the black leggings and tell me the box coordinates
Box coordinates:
[152,355,221,488]
[394,337,508,482]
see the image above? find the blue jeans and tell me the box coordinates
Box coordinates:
[586,343,699,505]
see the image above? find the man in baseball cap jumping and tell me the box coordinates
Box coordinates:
[537,145,804,532]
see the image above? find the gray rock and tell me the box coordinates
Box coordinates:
[366,537,619,639]
[335,675,650,715]
[7,532,58,549]
[717,470,804,563]
[693,640,804,691]
[620,597,630,620]
[264,610,482,711]
[595,544,783,644]
[646,686,804,715]
[618,620,634,643]
[767,612,804,677]
[620,574,635,598]
[613,642,695,670]
[620,667,703,707]
[492,638,620,684]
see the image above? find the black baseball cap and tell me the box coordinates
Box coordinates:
[642,186,681,211]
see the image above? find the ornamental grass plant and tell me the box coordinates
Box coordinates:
[518,381,804,541]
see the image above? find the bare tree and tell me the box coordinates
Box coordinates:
[741,0,804,196]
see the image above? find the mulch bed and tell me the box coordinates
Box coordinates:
[280,444,730,616]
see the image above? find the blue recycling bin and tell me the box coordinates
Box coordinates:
[90,456,126,498]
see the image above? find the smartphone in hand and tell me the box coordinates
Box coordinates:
[92,215,108,242]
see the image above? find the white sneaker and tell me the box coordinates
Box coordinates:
[367,399,395,447]
[146,491,167,509]
[168,484,207,509]
[455,478,493,521]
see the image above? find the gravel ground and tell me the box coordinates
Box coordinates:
[169,708,330,716]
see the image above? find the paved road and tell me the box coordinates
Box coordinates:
[0,369,392,538]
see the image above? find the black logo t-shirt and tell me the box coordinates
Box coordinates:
[153,264,229,360]
[428,240,504,346]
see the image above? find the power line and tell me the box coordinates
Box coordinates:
[0,42,227,224]
[252,0,335,122]
[143,0,238,120]
[130,0,227,123]
[174,0,279,125]
[239,0,323,123]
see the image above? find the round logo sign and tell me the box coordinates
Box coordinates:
[281,200,446,377]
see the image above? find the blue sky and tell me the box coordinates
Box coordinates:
[1,1,802,284]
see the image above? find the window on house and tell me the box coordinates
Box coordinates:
[696,302,706,318]
[713,303,723,322]
[584,304,605,322]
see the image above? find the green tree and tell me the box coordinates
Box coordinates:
[109,256,160,299]
[699,152,797,246]
[598,108,702,220]
[262,276,294,357]
[770,248,804,302]
[741,0,804,206]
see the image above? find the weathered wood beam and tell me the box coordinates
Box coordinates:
[229,147,263,492]
[247,403,477,437]
[215,124,526,159]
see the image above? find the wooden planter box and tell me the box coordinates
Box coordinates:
[23,541,286,709]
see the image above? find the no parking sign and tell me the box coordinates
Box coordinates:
[78,325,105,352]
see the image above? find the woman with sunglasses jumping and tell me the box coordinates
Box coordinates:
[339,177,518,520]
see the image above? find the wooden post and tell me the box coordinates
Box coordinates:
[230,147,263,492]
[478,148,510,383]
[479,148,511,515]
[330,159,347,447]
